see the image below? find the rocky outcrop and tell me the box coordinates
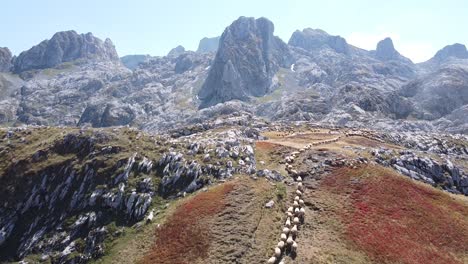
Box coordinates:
[399,64,468,119]
[196,36,220,53]
[78,102,136,127]
[373,148,468,195]
[198,16,293,108]
[429,43,468,64]
[121,54,152,70]
[0,47,12,72]
[373,37,412,63]
[288,28,350,55]
[13,30,119,73]
[167,45,186,57]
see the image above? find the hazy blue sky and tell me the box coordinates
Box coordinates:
[2,0,467,62]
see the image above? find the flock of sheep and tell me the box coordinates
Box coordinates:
[267,150,306,264]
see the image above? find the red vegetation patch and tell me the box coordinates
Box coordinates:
[256,141,278,151]
[322,166,468,264]
[141,183,235,264]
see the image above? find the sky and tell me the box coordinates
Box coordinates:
[1,0,467,63]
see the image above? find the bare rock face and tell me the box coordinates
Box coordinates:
[198,16,293,108]
[13,30,119,73]
[431,43,468,64]
[374,37,412,63]
[196,36,220,53]
[167,45,186,57]
[0,47,12,72]
[288,28,350,54]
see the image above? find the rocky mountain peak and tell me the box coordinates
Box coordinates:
[167,45,186,57]
[0,47,13,72]
[13,30,119,73]
[431,43,468,63]
[198,16,292,108]
[196,36,220,53]
[288,28,350,54]
[374,37,411,63]
[375,37,397,60]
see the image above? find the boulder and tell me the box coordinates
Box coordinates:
[0,47,13,72]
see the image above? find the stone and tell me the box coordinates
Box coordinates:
[0,47,13,72]
[197,36,220,53]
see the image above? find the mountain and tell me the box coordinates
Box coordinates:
[1,15,468,264]
[196,36,220,53]
[13,30,119,73]
[289,28,350,54]
[373,37,412,63]
[198,17,293,108]
[0,47,12,72]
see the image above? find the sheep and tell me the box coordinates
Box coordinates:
[293,201,299,208]
[293,217,300,225]
[281,233,287,241]
[300,207,305,216]
[277,240,285,250]
[274,247,282,257]
[285,218,291,228]
[294,196,300,202]
[287,212,293,218]
[296,176,302,182]
[282,227,290,235]
[299,199,305,206]
[287,206,294,213]
[291,225,298,236]
[286,235,294,246]
[146,209,154,223]
[267,256,277,264]
[294,208,300,216]
[291,169,298,175]
[297,182,303,191]
[296,190,303,197]
[292,241,298,253]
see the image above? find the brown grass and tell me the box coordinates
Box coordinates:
[322,165,468,264]
[140,183,235,264]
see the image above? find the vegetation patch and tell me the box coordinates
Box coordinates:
[140,183,235,264]
[322,165,468,264]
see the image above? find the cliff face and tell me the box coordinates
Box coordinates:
[0,47,13,72]
[198,17,292,108]
[13,31,119,73]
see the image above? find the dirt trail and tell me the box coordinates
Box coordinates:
[201,178,285,264]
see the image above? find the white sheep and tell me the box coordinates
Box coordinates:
[293,201,299,208]
[291,225,298,236]
[287,212,293,218]
[287,206,294,213]
[286,235,294,245]
[297,182,303,191]
[267,256,277,264]
[293,217,300,225]
[281,233,287,241]
[291,169,298,175]
[300,207,305,216]
[282,227,290,235]
[299,199,304,206]
[296,176,302,182]
[285,218,291,228]
[146,209,154,223]
[294,196,300,202]
[296,190,302,197]
[275,247,282,257]
[277,240,285,250]
[292,241,298,253]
